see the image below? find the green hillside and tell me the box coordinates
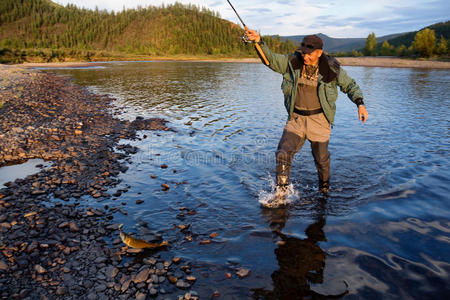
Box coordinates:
[387,21,450,47]
[0,0,297,63]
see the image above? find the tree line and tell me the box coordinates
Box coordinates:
[0,0,299,63]
[361,28,449,58]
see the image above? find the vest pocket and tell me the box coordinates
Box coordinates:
[281,77,293,96]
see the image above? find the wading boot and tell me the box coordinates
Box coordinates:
[319,180,330,194]
[276,184,288,195]
[276,163,291,187]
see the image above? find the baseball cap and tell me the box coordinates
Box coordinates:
[298,35,323,54]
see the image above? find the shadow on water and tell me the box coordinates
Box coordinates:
[253,197,348,300]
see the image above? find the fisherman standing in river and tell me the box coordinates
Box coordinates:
[245,29,368,194]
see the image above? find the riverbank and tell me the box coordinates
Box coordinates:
[336,57,450,69]
[17,56,450,69]
[0,65,198,299]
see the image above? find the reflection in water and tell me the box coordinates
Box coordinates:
[254,199,347,299]
[409,69,430,99]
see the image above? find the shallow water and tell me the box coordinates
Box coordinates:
[47,62,450,299]
[0,159,50,187]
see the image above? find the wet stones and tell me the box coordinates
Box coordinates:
[0,66,188,299]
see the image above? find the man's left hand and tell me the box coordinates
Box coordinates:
[358,105,368,123]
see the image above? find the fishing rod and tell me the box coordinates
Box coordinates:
[226,0,270,66]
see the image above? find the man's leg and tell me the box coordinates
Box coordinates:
[310,141,330,192]
[276,130,306,188]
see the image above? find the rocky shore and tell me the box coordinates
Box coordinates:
[0,65,198,299]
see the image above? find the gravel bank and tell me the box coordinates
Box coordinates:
[0,65,198,300]
[337,57,450,69]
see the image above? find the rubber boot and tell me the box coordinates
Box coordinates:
[318,179,330,194]
[276,130,305,190]
[311,141,330,193]
[276,163,291,188]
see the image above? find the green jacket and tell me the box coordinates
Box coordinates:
[259,42,364,125]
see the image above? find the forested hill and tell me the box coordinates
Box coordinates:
[0,0,297,62]
[386,21,450,47]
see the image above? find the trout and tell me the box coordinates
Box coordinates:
[118,224,168,249]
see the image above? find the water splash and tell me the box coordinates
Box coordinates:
[258,175,299,208]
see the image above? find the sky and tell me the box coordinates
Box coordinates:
[52,0,449,38]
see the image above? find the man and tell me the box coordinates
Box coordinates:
[246,29,368,193]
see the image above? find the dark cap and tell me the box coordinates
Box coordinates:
[299,35,323,54]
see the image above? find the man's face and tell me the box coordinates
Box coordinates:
[302,49,323,65]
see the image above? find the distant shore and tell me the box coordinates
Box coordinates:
[336,57,450,69]
[17,56,450,69]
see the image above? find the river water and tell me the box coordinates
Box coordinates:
[47,62,449,299]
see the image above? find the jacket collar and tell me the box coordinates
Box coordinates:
[290,51,339,83]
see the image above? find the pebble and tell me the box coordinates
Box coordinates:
[136,292,146,300]
[149,288,158,297]
[168,276,178,284]
[95,284,107,292]
[121,278,132,293]
[144,257,157,265]
[87,292,97,300]
[172,257,181,264]
[176,280,190,289]
[0,260,8,271]
[34,264,47,274]
[56,286,67,295]
[209,232,219,238]
[212,290,220,298]
[94,256,108,264]
[69,222,80,232]
[150,274,159,283]
[106,266,119,279]
[135,267,150,283]
[178,224,190,230]
[236,268,250,278]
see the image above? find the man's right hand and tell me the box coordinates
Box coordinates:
[245,28,261,43]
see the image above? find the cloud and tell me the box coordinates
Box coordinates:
[251,8,272,14]
[209,1,222,7]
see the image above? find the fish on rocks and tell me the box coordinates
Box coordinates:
[118,224,168,249]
